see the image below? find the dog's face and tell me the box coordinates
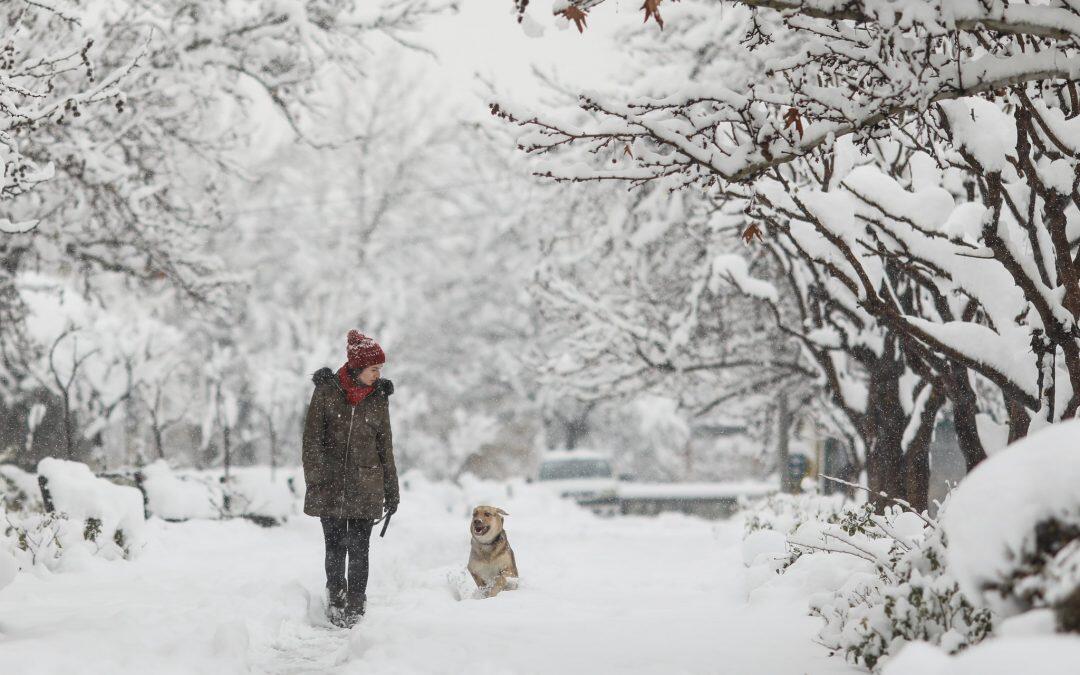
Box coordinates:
[471,505,507,543]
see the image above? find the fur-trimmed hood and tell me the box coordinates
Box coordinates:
[311,367,394,397]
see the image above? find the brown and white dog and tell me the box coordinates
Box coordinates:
[467,505,519,598]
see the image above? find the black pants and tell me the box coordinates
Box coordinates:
[320,517,374,606]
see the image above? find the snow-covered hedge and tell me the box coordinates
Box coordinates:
[0,464,42,511]
[140,460,220,521]
[744,493,992,672]
[220,467,297,525]
[744,491,848,536]
[2,459,144,571]
[37,458,146,556]
[166,465,299,525]
[942,419,1080,626]
[805,507,993,671]
[882,636,1080,675]
[139,462,298,524]
[0,547,15,594]
[745,420,1080,672]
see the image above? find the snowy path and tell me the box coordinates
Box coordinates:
[0,483,858,674]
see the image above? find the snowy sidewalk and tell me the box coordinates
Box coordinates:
[0,485,857,674]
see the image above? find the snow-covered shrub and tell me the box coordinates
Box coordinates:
[0,465,42,512]
[168,466,298,526]
[744,492,992,671]
[882,635,1080,675]
[140,463,300,525]
[2,510,63,566]
[0,547,15,595]
[744,491,848,536]
[742,492,850,571]
[221,468,296,526]
[140,460,219,521]
[36,458,145,557]
[942,420,1080,630]
[2,507,138,567]
[805,510,993,671]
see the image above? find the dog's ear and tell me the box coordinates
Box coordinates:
[495,508,509,517]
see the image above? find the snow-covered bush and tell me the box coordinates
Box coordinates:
[168,466,298,526]
[0,547,15,595]
[0,464,42,511]
[139,460,220,521]
[745,493,992,671]
[806,511,993,671]
[220,467,297,526]
[882,636,1080,675]
[742,492,850,572]
[943,420,1080,629]
[744,491,848,536]
[36,458,145,558]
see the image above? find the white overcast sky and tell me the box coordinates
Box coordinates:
[413,0,640,116]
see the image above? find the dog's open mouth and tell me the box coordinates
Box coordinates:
[473,523,490,536]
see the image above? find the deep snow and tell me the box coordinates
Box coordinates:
[0,476,857,675]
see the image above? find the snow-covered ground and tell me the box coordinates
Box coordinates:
[0,475,856,675]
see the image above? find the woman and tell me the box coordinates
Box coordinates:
[302,330,399,627]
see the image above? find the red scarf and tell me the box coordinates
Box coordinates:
[337,365,375,406]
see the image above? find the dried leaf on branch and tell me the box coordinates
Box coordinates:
[783,107,804,138]
[560,6,589,33]
[642,0,664,29]
[741,223,764,245]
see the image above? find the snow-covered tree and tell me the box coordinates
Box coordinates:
[529,178,823,481]
[207,43,550,480]
[499,0,1080,507]
[1,0,453,466]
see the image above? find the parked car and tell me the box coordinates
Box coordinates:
[534,450,618,510]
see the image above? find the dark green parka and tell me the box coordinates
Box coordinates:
[302,368,399,519]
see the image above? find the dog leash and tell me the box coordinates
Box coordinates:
[371,510,393,537]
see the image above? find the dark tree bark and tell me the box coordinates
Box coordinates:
[948,368,988,472]
[900,387,944,514]
[864,350,907,511]
[802,334,920,510]
[1007,396,1032,444]
[776,390,799,493]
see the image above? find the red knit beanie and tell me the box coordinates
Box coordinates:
[346,330,385,370]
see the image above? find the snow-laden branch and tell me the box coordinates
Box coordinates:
[566,0,1080,41]
[504,52,1080,186]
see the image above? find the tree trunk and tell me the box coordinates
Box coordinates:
[1007,396,1031,444]
[153,416,165,461]
[776,390,798,493]
[948,369,988,472]
[864,356,907,511]
[901,441,930,514]
[61,392,74,460]
[900,388,944,515]
[268,414,278,480]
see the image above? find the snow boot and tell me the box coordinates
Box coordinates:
[342,593,366,628]
[326,587,348,628]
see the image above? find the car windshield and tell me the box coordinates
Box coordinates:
[538,459,612,480]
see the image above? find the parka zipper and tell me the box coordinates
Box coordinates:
[340,406,356,514]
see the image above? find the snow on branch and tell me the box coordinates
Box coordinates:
[498,52,1080,187]
[564,0,1080,40]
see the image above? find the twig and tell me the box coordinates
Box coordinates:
[819,474,936,528]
